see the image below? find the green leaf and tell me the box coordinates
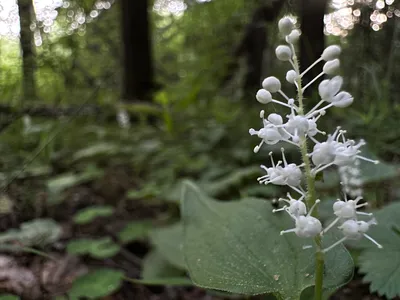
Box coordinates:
[73,205,114,225]
[72,143,120,161]
[67,237,120,259]
[130,277,192,286]
[181,181,353,299]
[118,221,153,244]
[142,250,186,279]
[354,202,400,298]
[0,218,62,248]
[0,295,20,300]
[68,268,124,299]
[47,166,104,205]
[149,223,186,270]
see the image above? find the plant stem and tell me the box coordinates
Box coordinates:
[291,44,324,300]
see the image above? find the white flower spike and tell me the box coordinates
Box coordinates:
[249,16,381,256]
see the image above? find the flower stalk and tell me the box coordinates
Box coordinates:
[291,44,324,300]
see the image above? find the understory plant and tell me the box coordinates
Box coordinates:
[180,16,384,300]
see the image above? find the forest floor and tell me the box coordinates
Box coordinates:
[0,165,395,300]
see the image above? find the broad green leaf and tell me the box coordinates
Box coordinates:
[68,268,124,299]
[149,223,186,270]
[118,220,153,244]
[72,143,119,161]
[354,202,400,298]
[0,295,19,300]
[47,166,104,205]
[129,277,192,286]
[142,250,186,279]
[0,218,61,248]
[181,181,353,299]
[73,205,114,225]
[67,237,120,259]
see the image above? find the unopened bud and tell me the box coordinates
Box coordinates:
[321,45,342,61]
[286,70,298,84]
[286,29,301,44]
[262,76,281,93]
[275,45,292,61]
[323,59,340,75]
[256,89,272,104]
[278,17,294,35]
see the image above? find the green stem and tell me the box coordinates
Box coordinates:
[291,45,324,300]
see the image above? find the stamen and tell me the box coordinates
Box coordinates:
[307,199,321,216]
[364,234,383,248]
[321,217,341,235]
[356,156,379,164]
[312,162,335,175]
[289,185,305,196]
[322,236,348,253]
[280,228,297,235]
[272,206,288,213]
[281,148,288,166]
[307,100,325,116]
[356,212,373,216]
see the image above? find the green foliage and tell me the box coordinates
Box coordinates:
[0,219,61,248]
[142,250,185,279]
[47,165,104,204]
[353,202,400,298]
[73,205,114,225]
[149,223,186,270]
[117,220,153,244]
[181,181,354,299]
[68,268,124,300]
[67,237,120,259]
[0,295,19,300]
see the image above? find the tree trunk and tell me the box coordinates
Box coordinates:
[299,0,328,84]
[18,0,36,101]
[121,0,154,102]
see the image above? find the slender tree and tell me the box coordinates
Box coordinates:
[17,0,37,101]
[121,0,154,102]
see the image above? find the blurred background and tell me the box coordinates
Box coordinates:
[0,0,399,299]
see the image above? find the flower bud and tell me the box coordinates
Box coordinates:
[278,17,294,35]
[286,70,298,84]
[256,89,272,104]
[262,76,281,93]
[285,29,301,44]
[275,45,292,61]
[267,113,283,125]
[323,59,340,75]
[332,91,353,107]
[321,45,342,61]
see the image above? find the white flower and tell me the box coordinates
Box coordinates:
[280,200,322,238]
[273,193,306,217]
[323,217,382,253]
[318,76,343,101]
[257,149,302,186]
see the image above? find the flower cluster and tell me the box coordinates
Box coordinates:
[250,16,382,252]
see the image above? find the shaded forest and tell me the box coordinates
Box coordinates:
[0,0,400,299]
